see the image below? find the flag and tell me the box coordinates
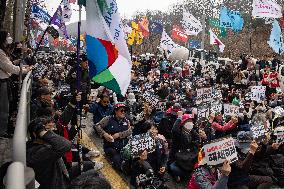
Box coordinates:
[252,0,282,18]
[51,6,69,39]
[220,6,244,32]
[30,30,37,49]
[128,21,143,45]
[47,26,59,39]
[188,40,201,49]
[86,0,132,96]
[123,24,132,35]
[208,18,227,38]
[62,0,72,22]
[43,33,49,47]
[160,29,180,58]
[31,4,51,24]
[268,20,284,54]
[209,29,225,52]
[182,11,203,35]
[149,21,163,34]
[171,25,189,42]
[138,16,150,38]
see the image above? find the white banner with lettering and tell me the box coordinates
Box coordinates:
[160,30,180,58]
[252,0,282,18]
[182,11,203,35]
[251,86,266,102]
[224,104,239,116]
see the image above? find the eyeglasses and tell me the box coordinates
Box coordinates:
[120,109,126,113]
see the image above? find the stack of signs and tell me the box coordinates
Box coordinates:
[251,86,266,103]
[273,106,284,117]
[129,133,156,157]
[142,91,159,108]
[250,121,267,142]
[223,104,240,116]
[203,137,238,166]
[274,127,284,144]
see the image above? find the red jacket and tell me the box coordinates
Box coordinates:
[211,120,236,132]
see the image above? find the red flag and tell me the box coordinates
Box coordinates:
[171,25,189,42]
[138,16,150,38]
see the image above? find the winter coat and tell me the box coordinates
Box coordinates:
[90,102,113,124]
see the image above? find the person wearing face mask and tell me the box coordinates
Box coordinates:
[168,113,199,182]
[0,30,32,138]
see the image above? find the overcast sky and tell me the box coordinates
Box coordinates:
[45,0,179,24]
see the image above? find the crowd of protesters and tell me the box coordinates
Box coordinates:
[0,28,284,189]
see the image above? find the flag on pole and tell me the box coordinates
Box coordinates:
[149,21,163,34]
[86,0,132,96]
[31,4,51,24]
[219,6,244,32]
[160,29,180,57]
[208,18,227,38]
[188,40,201,49]
[30,30,37,49]
[51,6,69,39]
[209,29,225,52]
[182,11,203,35]
[268,20,284,54]
[138,16,150,38]
[252,0,282,18]
[171,25,189,42]
[43,33,50,47]
[62,0,73,22]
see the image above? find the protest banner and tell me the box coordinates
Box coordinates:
[211,102,223,113]
[182,11,203,35]
[251,122,267,142]
[197,106,210,119]
[203,137,238,166]
[252,0,282,19]
[273,106,284,117]
[251,86,266,102]
[196,87,214,105]
[274,127,284,144]
[129,133,156,157]
[224,104,239,116]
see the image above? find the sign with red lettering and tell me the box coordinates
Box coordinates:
[204,137,238,165]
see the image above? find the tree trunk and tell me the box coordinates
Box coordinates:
[0,0,7,29]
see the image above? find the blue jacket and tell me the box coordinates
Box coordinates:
[90,102,113,124]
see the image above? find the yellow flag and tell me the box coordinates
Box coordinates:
[127,30,135,45]
[131,21,139,30]
[135,31,143,45]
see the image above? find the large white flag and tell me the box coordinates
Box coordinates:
[86,0,132,96]
[62,0,72,22]
[182,12,203,35]
[160,30,180,58]
[209,29,225,52]
[252,0,282,18]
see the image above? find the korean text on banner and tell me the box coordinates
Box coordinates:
[251,86,266,102]
[182,12,203,36]
[224,104,239,116]
[204,137,238,166]
[252,0,282,18]
[129,133,156,157]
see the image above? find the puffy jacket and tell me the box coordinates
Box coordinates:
[90,102,113,124]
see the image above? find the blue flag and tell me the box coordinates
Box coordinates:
[220,6,244,32]
[149,21,163,34]
[189,40,201,49]
[268,20,284,54]
[31,4,51,24]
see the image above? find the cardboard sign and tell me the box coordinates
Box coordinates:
[251,122,267,142]
[251,86,266,103]
[224,104,239,116]
[274,127,284,144]
[204,137,238,166]
[129,133,156,157]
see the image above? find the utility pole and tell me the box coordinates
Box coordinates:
[14,0,25,42]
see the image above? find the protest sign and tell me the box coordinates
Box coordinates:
[211,102,223,113]
[129,133,156,157]
[273,106,284,117]
[274,127,284,144]
[251,122,267,142]
[251,86,266,102]
[252,0,282,18]
[197,105,210,119]
[224,104,239,116]
[204,137,238,166]
[196,87,214,105]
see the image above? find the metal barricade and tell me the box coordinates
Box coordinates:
[5,71,35,189]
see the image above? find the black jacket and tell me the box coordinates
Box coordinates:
[27,131,72,189]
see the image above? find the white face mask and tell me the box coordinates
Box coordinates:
[184,122,193,131]
[6,37,13,44]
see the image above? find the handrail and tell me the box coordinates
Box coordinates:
[5,71,34,189]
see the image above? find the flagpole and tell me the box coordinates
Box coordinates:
[200,0,206,62]
[33,0,64,56]
[76,3,84,175]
